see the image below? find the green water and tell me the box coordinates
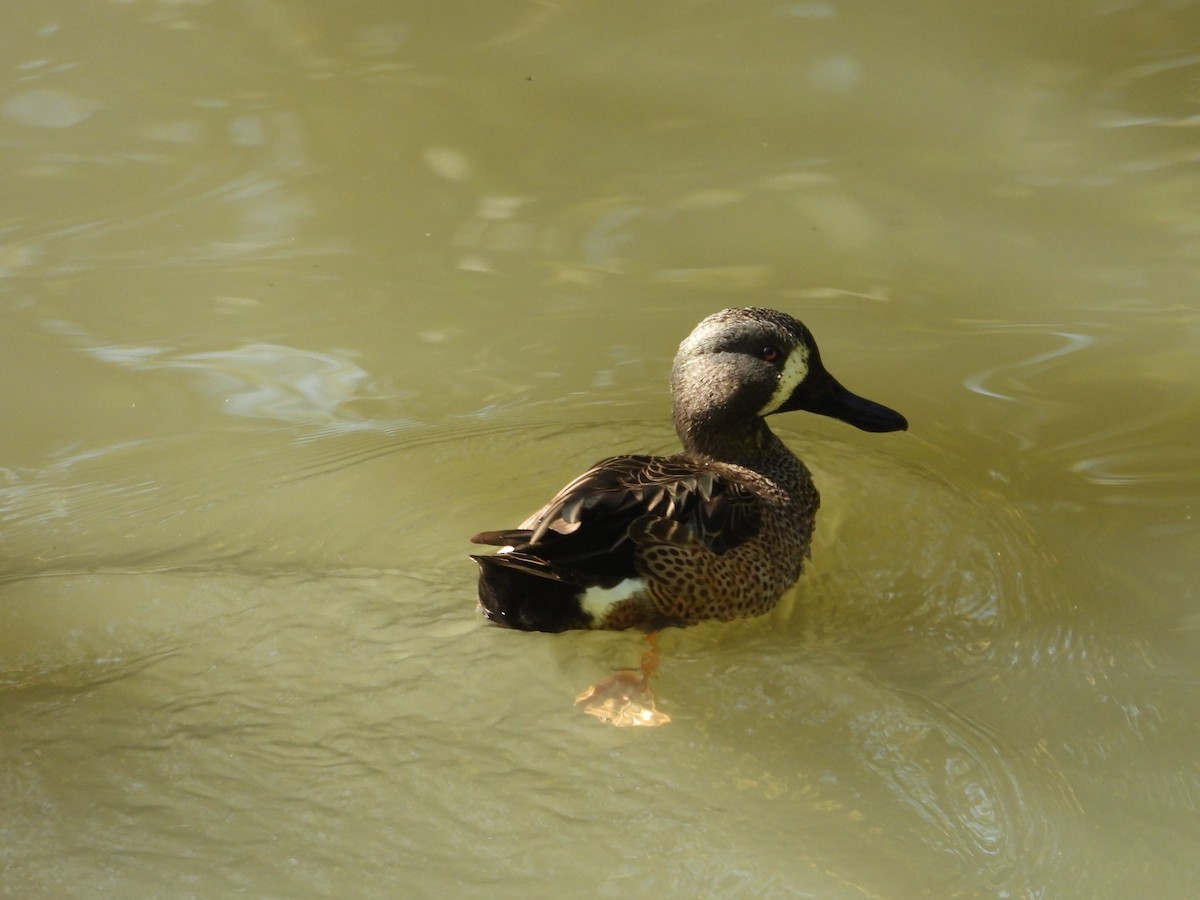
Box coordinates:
[2,2,1199,897]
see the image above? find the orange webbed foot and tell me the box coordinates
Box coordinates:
[574,632,670,727]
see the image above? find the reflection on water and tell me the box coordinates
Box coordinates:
[962,326,1096,404]
[3,0,1200,896]
[2,87,103,129]
[85,339,376,425]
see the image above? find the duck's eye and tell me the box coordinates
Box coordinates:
[758,345,781,363]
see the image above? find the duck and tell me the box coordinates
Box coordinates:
[470,307,907,632]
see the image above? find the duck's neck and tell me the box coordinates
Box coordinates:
[675,411,793,470]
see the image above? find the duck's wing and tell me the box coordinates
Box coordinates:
[470,454,761,586]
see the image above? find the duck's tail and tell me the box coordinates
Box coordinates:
[471,554,592,632]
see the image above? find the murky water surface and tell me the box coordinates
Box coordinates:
[3,2,1200,897]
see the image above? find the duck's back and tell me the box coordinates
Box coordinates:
[471,443,819,631]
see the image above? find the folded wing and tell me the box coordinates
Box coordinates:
[470,454,761,588]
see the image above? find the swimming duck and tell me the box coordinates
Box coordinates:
[470,307,907,632]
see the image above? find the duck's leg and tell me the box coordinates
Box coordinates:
[639,629,662,676]
[574,631,671,727]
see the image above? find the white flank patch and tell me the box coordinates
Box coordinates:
[758,346,810,416]
[581,578,645,621]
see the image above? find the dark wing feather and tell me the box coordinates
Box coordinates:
[470,454,761,587]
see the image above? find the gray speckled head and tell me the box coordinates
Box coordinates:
[671,307,906,459]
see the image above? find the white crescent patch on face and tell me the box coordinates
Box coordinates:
[757,345,810,416]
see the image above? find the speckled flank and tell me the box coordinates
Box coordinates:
[595,455,819,629]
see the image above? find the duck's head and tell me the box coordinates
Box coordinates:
[671,307,907,457]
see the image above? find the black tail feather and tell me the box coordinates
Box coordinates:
[472,555,592,633]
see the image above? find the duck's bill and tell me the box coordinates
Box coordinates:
[783,370,908,433]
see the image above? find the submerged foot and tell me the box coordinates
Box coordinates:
[574,633,671,727]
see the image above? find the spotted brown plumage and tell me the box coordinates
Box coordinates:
[470,307,907,632]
